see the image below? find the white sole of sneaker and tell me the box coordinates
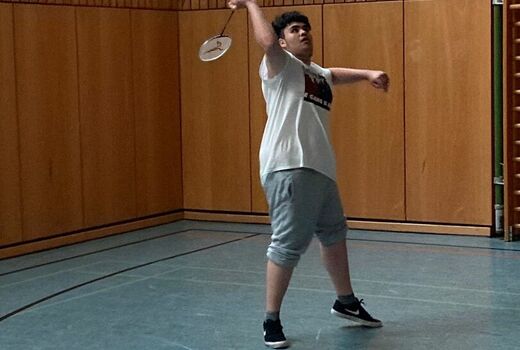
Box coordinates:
[330,308,383,328]
[264,340,290,349]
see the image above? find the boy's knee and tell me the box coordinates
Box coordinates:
[266,246,301,268]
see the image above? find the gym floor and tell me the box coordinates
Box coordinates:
[1,220,520,350]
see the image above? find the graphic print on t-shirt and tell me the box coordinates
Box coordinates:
[303,67,333,111]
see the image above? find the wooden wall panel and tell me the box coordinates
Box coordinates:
[324,2,405,220]
[0,0,397,9]
[0,4,23,245]
[248,6,323,213]
[405,0,492,225]
[77,8,137,227]
[179,10,251,211]
[131,10,183,216]
[15,5,84,239]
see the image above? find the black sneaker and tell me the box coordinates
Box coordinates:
[263,319,290,349]
[331,298,382,328]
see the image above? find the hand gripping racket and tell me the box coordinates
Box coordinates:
[199,11,235,62]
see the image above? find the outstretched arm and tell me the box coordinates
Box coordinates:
[228,0,286,78]
[330,68,389,92]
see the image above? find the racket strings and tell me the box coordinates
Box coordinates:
[199,9,235,61]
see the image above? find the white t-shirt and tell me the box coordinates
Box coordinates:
[259,51,336,182]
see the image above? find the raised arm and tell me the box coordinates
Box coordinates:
[330,67,390,92]
[228,0,286,78]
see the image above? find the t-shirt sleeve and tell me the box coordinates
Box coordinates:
[321,67,333,89]
[259,51,290,82]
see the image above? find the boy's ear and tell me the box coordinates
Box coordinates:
[279,38,287,48]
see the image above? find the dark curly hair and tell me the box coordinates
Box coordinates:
[272,11,311,39]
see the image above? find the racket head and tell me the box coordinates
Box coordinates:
[199,35,232,62]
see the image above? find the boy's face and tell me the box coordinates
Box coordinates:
[279,22,313,61]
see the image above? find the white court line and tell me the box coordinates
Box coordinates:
[152,276,520,312]
[141,336,193,350]
[175,265,520,297]
[315,328,322,342]
[18,266,185,316]
[0,258,182,289]
[11,266,520,319]
[350,278,520,297]
[0,261,110,289]
[355,292,520,312]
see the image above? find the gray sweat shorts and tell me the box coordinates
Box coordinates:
[262,168,347,268]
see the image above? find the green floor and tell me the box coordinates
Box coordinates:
[1,220,520,349]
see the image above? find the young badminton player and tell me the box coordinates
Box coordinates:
[227,0,390,348]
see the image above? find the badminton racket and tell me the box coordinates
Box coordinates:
[199,10,235,62]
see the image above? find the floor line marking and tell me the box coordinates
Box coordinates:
[0,234,261,323]
[24,267,186,314]
[155,277,520,312]
[170,265,520,297]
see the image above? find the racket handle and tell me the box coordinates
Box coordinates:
[219,10,235,37]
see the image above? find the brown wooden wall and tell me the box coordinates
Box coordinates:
[325,2,405,220]
[16,5,84,239]
[182,0,492,227]
[405,0,491,225]
[0,4,183,249]
[0,3,23,246]
[0,0,395,9]
[0,0,493,256]
[179,9,251,212]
